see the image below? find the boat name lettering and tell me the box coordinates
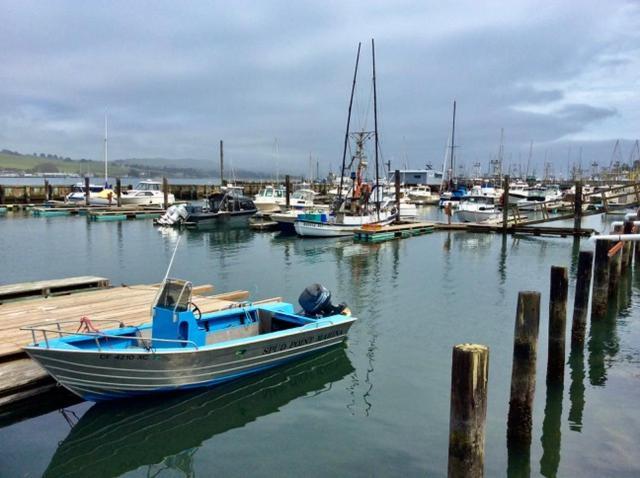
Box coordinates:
[261,329,344,355]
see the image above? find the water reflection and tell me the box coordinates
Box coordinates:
[568,346,585,431]
[43,347,353,478]
[588,291,621,386]
[540,383,563,477]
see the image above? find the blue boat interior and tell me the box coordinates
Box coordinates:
[41,279,327,352]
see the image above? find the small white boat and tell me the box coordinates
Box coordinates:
[65,183,106,203]
[407,185,440,205]
[254,185,287,213]
[456,195,501,223]
[117,180,175,206]
[294,209,396,237]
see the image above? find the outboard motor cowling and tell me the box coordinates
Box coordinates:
[298,283,349,317]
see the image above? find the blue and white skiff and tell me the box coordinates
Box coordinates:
[22,279,356,401]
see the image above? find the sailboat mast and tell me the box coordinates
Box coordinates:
[372,38,380,216]
[104,113,108,186]
[338,42,361,202]
[449,100,456,189]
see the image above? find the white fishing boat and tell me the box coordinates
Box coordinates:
[456,195,501,223]
[254,185,287,213]
[119,180,175,206]
[294,210,396,237]
[407,185,440,205]
[295,41,396,237]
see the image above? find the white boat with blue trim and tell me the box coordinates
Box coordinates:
[22,280,355,401]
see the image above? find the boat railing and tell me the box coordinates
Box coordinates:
[21,319,199,351]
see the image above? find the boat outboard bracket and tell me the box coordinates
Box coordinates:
[298,283,349,318]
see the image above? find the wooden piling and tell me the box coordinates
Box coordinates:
[0,185,4,204]
[84,176,90,206]
[622,220,633,271]
[571,251,593,348]
[502,175,510,233]
[285,175,291,208]
[507,291,540,449]
[44,179,50,201]
[591,239,610,318]
[116,178,122,207]
[547,266,568,385]
[608,226,622,296]
[447,344,489,478]
[162,177,168,209]
[573,181,582,233]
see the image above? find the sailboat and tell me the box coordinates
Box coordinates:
[89,114,116,205]
[438,101,467,208]
[294,40,396,238]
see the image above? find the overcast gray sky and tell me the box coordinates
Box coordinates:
[1,0,639,177]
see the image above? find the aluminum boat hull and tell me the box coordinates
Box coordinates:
[24,319,354,401]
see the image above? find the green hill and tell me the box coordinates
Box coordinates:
[0,150,129,176]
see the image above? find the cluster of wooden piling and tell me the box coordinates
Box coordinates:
[446,215,638,476]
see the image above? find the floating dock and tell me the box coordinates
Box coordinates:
[354,222,435,243]
[0,279,279,412]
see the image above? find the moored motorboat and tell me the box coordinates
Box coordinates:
[118,180,175,206]
[22,280,356,401]
[184,191,257,228]
[456,194,501,223]
[65,183,106,203]
[253,185,287,213]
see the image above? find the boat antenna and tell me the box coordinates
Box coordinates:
[338,42,361,204]
[372,38,380,218]
[162,235,182,284]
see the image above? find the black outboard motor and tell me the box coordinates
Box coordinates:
[298,284,349,318]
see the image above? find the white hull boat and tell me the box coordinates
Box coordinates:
[294,211,396,237]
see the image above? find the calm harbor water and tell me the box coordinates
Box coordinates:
[0,209,638,477]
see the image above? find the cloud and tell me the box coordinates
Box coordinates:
[0,0,638,177]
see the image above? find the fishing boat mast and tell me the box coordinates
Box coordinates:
[449,100,456,190]
[372,38,380,217]
[104,113,108,187]
[338,42,361,205]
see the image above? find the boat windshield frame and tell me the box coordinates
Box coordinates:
[154,279,193,314]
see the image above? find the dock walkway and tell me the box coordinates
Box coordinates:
[0,276,109,304]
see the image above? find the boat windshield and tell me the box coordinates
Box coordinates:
[155,279,192,312]
[137,182,161,191]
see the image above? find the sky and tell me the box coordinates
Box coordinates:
[1,0,639,178]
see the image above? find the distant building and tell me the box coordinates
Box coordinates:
[387,169,444,188]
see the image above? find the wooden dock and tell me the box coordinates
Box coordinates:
[0,276,109,304]
[0,280,278,411]
[354,222,435,243]
[29,204,165,219]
